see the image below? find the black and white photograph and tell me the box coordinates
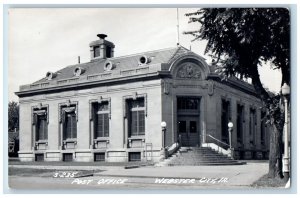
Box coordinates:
[4,3,296,194]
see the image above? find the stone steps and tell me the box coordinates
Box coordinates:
[164,147,246,166]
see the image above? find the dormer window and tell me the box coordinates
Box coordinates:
[94,46,100,58]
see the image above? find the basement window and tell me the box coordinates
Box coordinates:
[128,152,141,162]
[63,153,73,162]
[94,153,105,162]
[35,153,44,162]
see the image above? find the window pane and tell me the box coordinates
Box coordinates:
[178,121,186,133]
[131,111,138,136]
[237,105,243,141]
[94,46,100,57]
[65,113,77,139]
[95,113,110,138]
[37,116,45,141]
[96,114,104,137]
[177,98,199,110]
[221,100,229,143]
[94,101,110,138]
[98,102,108,111]
[128,98,145,137]
[71,114,77,138]
[131,98,144,108]
[104,114,109,137]
[44,118,48,140]
[138,111,145,135]
[190,121,197,133]
[66,114,72,139]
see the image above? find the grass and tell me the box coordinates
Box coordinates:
[251,174,288,188]
[9,167,55,176]
[9,160,154,167]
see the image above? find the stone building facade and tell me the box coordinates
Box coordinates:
[16,34,270,162]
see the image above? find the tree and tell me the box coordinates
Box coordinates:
[184,8,290,179]
[8,101,19,131]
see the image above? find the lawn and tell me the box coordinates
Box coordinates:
[251,174,288,188]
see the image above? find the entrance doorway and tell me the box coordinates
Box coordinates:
[178,116,199,147]
[177,97,201,147]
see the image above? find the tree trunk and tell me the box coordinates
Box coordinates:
[250,67,284,179]
[268,124,283,178]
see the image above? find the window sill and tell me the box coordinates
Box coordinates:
[94,137,109,141]
[128,136,145,140]
[35,140,48,144]
[63,139,77,143]
[94,137,110,144]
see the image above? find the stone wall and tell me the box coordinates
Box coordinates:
[18,79,163,162]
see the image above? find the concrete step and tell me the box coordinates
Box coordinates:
[166,146,244,166]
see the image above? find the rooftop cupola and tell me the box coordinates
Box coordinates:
[89,34,115,60]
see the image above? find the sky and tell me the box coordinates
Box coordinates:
[8,8,282,102]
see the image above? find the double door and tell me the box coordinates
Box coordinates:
[177,116,199,147]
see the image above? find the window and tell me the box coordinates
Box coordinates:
[249,108,256,144]
[94,153,105,161]
[236,104,244,143]
[129,152,141,161]
[261,111,266,145]
[62,108,77,140]
[178,121,186,133]
[128,98,145,137]
[33,106,48,142]
[94,46,100,57]
[63,153,73,162]
[94,102,109,138]
[35,154,44,161]
[190,121,197,133]
[221,99,230,143]
[177,98,199,110]
[36,114,48,141]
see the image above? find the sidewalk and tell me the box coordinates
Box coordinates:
[8,161,269,188]
[93,163,268,186]
[8,160,151,170]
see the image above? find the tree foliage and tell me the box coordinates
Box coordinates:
[185,8,290,179]
[8,101,19,131]
[185,8,290,86]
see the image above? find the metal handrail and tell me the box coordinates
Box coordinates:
[206,134,230,148]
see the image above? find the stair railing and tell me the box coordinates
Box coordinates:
[207,134,230,148]
[166,142,180,157]
[203,134,232,157]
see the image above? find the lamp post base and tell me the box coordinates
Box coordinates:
[159,148,167,161]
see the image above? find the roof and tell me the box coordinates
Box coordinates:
[16,45,258,97]
[34,46,191,83]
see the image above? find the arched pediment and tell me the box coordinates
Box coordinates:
[176,62,202,79]
[169,53,210,80]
